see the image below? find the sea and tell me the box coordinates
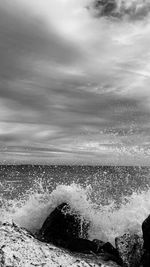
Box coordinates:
[0,165,150,245]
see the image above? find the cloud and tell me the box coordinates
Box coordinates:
[89,0,150,20]
[0,1,83,92]
[0,1,84,119]
[0,0,150,164]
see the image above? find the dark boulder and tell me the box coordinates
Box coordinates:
[115,233,143,267]
[141,215,150,267]
[141,251,150,267]
[38,202,122,264]
[142,214,150,252]
[38,203,91,250]
[93,239,105,252]
[67,237,97,254]
[93,239,122,265]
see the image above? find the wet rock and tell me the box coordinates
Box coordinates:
[100,242,122,265]
[140,250,150,267]
[38,203,92,251]
[93,238,105,252]
[142,214,150,251]
[115,232,143,267]
[67,237,97,253]
[0,222,120,267]
[93,239,122,265]
[38,202,122,263]
[141,214,150,267]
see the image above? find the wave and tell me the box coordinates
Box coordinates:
[0,180,150,244]
[89,0,150,20]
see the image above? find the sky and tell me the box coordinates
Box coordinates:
[1,0,150,165]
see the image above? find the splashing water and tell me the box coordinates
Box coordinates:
[1,177,150,245]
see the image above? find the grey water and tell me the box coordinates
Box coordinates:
[0,165,150,205]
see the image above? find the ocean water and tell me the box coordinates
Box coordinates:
[0,165,150,244]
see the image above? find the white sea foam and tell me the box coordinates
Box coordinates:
[1,180,150,244]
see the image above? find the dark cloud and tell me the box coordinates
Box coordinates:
[89,0,150,20]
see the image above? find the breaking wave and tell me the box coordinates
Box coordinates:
[0,179,150,244]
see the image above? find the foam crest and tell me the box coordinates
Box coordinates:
[3,183,93,233]
[1,181,150,244]
[89,190,150,243]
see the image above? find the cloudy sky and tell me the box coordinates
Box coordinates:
[1,0,150,165]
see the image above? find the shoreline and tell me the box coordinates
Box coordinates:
[0,222,120,267]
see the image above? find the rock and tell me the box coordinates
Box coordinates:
[38,202,92,250]
[93,239,122,266]
[39,203,89,241]
[93,239,105,252]
[100,242,122,266]
[0,222,120,267]
[115,232,143,267]
[38,202,122,264]
[141,214,150,267]
[142,214,150,251]
[67,237,97,253]
[140,251,150,267]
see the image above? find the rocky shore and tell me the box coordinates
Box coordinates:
[0,202,149,267]
[0,222,119,267]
